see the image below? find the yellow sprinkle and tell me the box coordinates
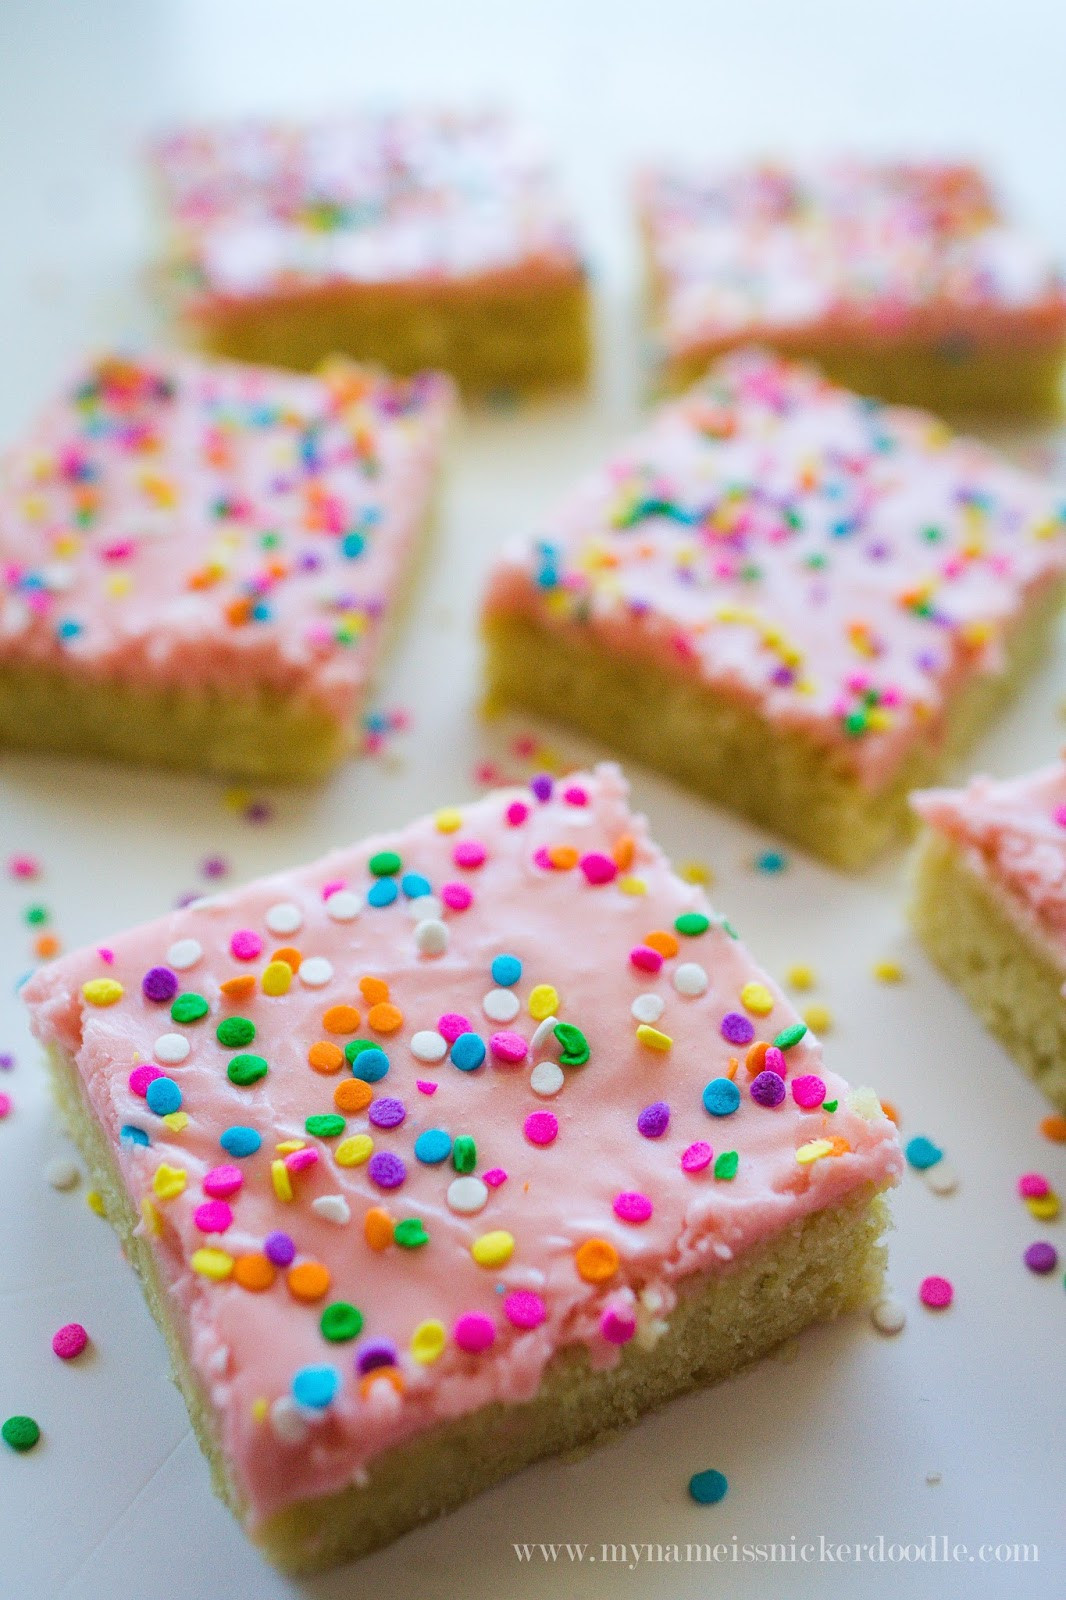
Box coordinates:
[335,1133,374,1168]
[1027,1192,1061,1221]
[140,1196,162,1235]
[161,1110,189,1133]
[618,875,647,896]
[262,959,293,996]
[796,1139,834,1165]
[105,574,132,598]
[191,1248,234,1281]
[271,1159,293,1202]
[82,977,123,1007]
[740,981,774,1016]
[86,1188,106,1216]
[410,1319,447,1364]
[251,1397,269,1423]
[679,861,713,886]
[471,1230,515,1269]
[873,960,904,983]
[434,807,462,834]
[528,984,559,1022]
[224,786,250,813]
[635,1024,673,1053]
[275,1138,305,1155]
[802,1003,833,1034]
[152,1164,187,1201]
[787,965,816,991]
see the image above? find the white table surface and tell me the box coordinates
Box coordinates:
[1,3,1065,1596]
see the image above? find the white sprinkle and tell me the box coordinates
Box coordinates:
[325,890,361,922]
[871,1296,907,1335]
[154,1033,190,1065]
[265,901,303,935]
[414,919,448,957]
[45,1157,80,1191]
[483,988,520,1023]
[530,1060,565,1097]
[410,1030,448,1063]
[297,957,334,988]
[926,1472,942,1486]
[631,993,665,1024]
[405,894,442,922]
[167,938,202,970]
[447,1176,489,1215]
[925,1162,959,1196]
[673,962,708,997]
[530,1015,560,1053]
[311,1194,351,1225]
[270,1395,310,1444]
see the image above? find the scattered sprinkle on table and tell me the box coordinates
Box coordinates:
[919,1275,954,1310]
[905,1135,942,1171]
[2,1415,40,1452]
[872,960,904,983]
[871,1295,907,1335]
[52,1323,89,1360]
[688,1468,729,1505]
[1023,1242,1058,1275]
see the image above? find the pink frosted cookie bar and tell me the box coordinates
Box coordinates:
[482,350,1066,868]
[912,759,1066,1110]
[0,352,453,779]
[24,764,900,1572]
[637,159,1066,414]
[151,109,591,392]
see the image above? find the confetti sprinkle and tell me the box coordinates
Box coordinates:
[2,1415,41,1452]
[688,1468,728,1505]
[870,1296,906,1335]
[52,1323,89,1360]
[918,1275,954,1310]
[1023,1242,1058,1274]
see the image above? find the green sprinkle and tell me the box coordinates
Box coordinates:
[713,1150,739,1181]
[320,1302,363,1343]
[171,992,209,1024]
[305,1114,345,1138]
[720,917,739,940]
[344,1038,377,1062]
[452,1135,477,1174]
[368,850,402,877]
[823,1099,838,1113]
[216,1016,255,1048]
[554,1022,589,1067]
[2,1415,40,1452]
[843,709,868,738]
[394,1217,429,1249]
[24,905,48,926]
[773,1022,808,1051]
[227,1054,268,1086]
[674,911,710,937]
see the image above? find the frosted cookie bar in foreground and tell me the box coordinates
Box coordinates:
[482,351,1066,868]
[151,110,591,393]
[912,760,1066,1111]
[637,159,1066,415]
[24,764,900,1573]
[0,353,453,780]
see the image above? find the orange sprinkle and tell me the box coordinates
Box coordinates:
[726,1055,739,1080]
[233,1252,276,1292]
[359,1366,404,1400]
[364,1206,394,1251]
[1041,1114,1066,1143]
[880,1099,901,1127]
[286,1260,330,1302]
[644,929,679,960]
[575,1238,620,1284]
[34,933,60,959]
[745,1041,769,1076]
[359,976,390,1005]
[367,1001,403,1034]
[547,845,579,871]
[225,596,254,626]
[826,1136,851,1157]
[220,974,257,999]
[308,1040,344,1074]
[334,1078,373,1114]
[612,834,636,871]
[322,1003,361,1034]
[271,946,302,971]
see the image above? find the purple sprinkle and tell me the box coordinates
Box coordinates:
[355,1338,399,1375]
[141,966,179,1003]
[244,801,273,825]
[751,1070,787,1108]
[264,1230,296,1267]
[201,855,228,880]
[637,1101,671,1139]
[530,773,554,803]
[1024,1241,1058,1274]
[368,1151,406,1190]
[0,1052,15,1070]
[368,1096,406,1129]
[174,890,200,909]
[720,1012,755,1046]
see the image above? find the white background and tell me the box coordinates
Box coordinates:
[1,3,1064,1596]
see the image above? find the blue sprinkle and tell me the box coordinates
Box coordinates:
[367,878,399,908]
[341,531,366,559]
[702,1078,741,1117]
[120,1124,150,1147]
[754,850,788,874]
[292,1364,340,1409]
[348,1045,389,1084]
[688,1469,728,1505]
[490,954,522,987]
[450,1032,486,1072]
[250,601,272,622]
[56,618,83,641]
[414,1129,452,1165]
[364,710,389,733]
[146,1077,182,1116]
[401,872,433,900]
[905,1135,943,1171]
[220,1125,261,1158]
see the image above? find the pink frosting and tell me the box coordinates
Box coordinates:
[913,757,1066,969]
[637,159,1066,362]
[0,353,453,723]
[483,350,1065,789]
[23,765,900,1525]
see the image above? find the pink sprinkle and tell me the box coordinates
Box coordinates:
[194,1199,233,1234]
[441,882,473,911]
[524,1110,558,1147]
[416,1079,438,1095]
[1053,805,1066,828]
[532,847,553,871]
[580,852,617,886]
[600,1304,637,1344]
[763,1045,787,1078]
[630,945,663,974]
[437,1012,470,1044]
[919,1275,954,1309]
[613,1191,653,1224]
[454,1311,496,1353]
[203,1164,243,1199]
[1018,1172,1050,1199]
[490,1030,529,1064]
[681,1140,713,1173]
[505,801,530,827]
[453,840,487,870]
[791,1074,826,1109]
[483,1167,508,1187]
[0,1092,10,1120]
[129,1063,164,1097]
[503,1289,546,1330]
[52,1322,89,1360]
[321,879,346,900]
[563,785,588,806]
[285,1148,318,1174]
[7,854,40,880]
[98,948,115,964]
[230,929,263,961]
